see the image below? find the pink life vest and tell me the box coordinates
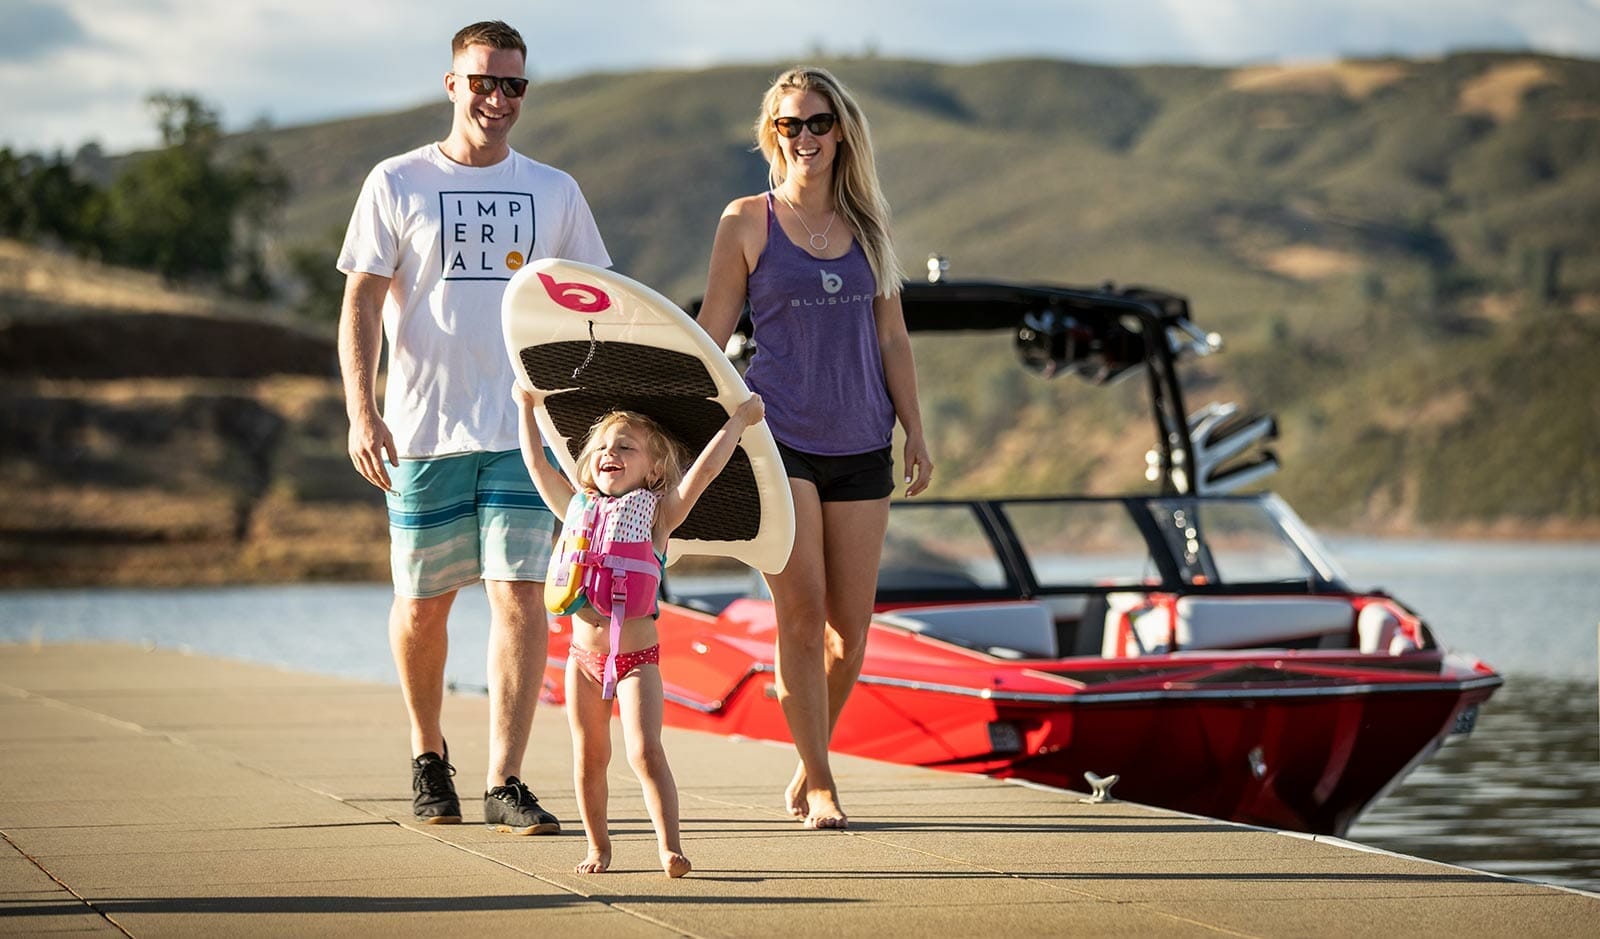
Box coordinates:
[548,488,662,699]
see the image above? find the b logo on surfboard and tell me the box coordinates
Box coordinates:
[538,272,612,314]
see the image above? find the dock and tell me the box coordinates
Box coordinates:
[2,643,1594,937]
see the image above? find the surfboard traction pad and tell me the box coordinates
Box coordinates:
[518,339,763,543]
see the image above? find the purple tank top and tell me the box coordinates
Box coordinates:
[744,193,896,455]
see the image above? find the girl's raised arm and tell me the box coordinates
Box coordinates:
[658,395,765,534]
[512,382,577,518]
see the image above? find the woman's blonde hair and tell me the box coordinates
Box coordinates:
[575,411,689,536]
[755,65,904,298]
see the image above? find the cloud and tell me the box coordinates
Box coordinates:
[1119,1,1526,62]
[0,1,89,63]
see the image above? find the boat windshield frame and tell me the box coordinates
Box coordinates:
[875,493,1351,606]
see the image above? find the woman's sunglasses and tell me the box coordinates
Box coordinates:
[772,113,837,138]
[457,74,529,98]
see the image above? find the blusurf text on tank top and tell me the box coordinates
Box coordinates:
[744,193,895,456]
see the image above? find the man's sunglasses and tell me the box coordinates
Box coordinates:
[457,74,529,98]
[772,113,837,138]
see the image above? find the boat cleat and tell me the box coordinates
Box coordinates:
[1081,771,1121,804]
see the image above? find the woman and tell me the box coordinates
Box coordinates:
[698,66,933,829]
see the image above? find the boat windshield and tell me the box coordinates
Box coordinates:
[863,494,1357,604]
[1143,498,1321,586]
[876,496,1348,597]
[1001,500,1161,588]
[879,503,1010,592]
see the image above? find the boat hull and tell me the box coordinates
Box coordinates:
[543,601,1499,837]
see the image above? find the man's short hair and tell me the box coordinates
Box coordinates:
[452,21,526,59]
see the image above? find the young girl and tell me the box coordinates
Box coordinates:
[514,384,765,878]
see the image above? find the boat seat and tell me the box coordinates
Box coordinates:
[877,602,1059,659]
[1356,600,1423,654]
[1101,592,1154,657]
[1057,593,1109,657]
[1104,593,1355,655]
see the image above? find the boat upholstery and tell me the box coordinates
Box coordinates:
[1104,593,1355,655]
[1355,600,1423,654]
[876,602,1058,659]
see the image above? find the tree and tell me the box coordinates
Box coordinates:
[0,148,26,234]
[286,226,352,322]
[0,147,105,249]
[100,94,288,291]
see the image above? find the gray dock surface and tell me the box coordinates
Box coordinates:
[2,643,1594,937]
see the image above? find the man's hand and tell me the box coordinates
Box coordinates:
[348,410,399,491]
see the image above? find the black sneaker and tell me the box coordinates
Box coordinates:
[484,777,560,835]
[411,745,461,824]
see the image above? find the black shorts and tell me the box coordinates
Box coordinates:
[776,441,895,502]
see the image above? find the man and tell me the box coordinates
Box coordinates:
[337,20,609,834]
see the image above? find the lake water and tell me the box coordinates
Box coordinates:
[1328,538,1600,895]
[2,537,1597,892]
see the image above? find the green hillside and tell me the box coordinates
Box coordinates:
[3,51,1598,586]
[262,53,1598,303]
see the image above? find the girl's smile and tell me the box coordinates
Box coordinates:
[590,427,656,495]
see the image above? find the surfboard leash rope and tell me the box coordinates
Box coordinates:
[572,320,597,381]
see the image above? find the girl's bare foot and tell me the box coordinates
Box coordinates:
[802,788,847,830]
[576,845,611,874]
[661,850,692,878]
[784,763,808,818]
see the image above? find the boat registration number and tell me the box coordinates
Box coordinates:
[1451,703,1480,735]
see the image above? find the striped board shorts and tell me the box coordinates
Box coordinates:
[385,449,556,599]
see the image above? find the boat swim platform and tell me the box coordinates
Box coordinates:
[2,643,1594,938]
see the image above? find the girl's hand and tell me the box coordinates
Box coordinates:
[512,381,542,410]
[734,393,765,427]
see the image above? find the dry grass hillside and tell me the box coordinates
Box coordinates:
[0,240,387,586]
[5,50,1600,586]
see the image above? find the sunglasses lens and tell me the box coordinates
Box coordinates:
[774,114,835,138]
[464,75,526,97]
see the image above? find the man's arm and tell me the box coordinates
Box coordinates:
[339,271,397,491]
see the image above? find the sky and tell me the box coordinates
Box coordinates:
[3,0,1599,155]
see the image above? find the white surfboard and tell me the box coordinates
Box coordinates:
[502,258,795,573]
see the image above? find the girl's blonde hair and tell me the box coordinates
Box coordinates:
[575,411,689,536]
[755,65,904,299]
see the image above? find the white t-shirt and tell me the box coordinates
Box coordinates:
[338,144,611,457]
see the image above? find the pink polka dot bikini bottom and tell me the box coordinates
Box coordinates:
[569,644,661,686]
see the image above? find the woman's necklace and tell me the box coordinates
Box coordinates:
[778,190,836,252]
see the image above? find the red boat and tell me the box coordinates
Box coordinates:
[540,277,1502,837]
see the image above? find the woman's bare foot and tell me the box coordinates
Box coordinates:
[802,788,847,830]
[784,763,808,818]
[661,849,692,878]
[576,845,611,874]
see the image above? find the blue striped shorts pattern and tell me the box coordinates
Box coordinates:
[385,449,556,598]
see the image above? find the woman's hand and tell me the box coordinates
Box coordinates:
[902,432,934,497]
